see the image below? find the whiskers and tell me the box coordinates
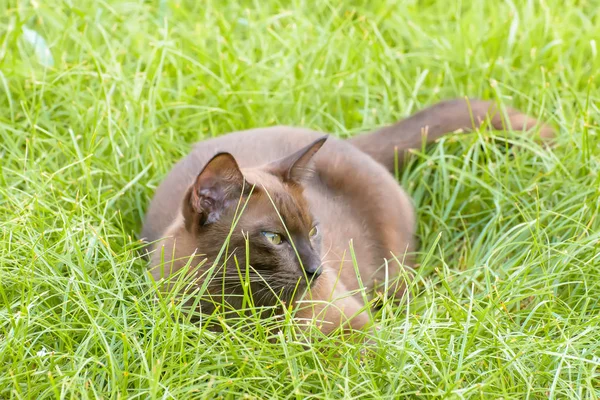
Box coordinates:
[209,269,306,306]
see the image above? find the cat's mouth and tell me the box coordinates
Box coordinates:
[251,273,318,294]
[225,264,322,303]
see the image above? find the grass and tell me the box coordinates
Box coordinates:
[1,0,600,398]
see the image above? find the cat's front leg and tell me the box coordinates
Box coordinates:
[293,272,370,335]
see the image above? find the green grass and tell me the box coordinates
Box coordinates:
[1,0,600,398]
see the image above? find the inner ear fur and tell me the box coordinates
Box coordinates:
[182,152,245,232]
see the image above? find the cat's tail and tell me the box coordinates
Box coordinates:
[348,98,554,173]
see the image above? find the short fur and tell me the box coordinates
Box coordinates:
[141,98,553,334]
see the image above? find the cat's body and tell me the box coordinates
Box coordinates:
[142,99,553,333]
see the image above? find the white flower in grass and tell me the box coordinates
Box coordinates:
[37,347,48,357]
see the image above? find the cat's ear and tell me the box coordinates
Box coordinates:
[268,136,327,183]
[183,153,245,232]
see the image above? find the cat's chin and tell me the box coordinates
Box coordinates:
[287,275,321,294]
[273,276,319,298]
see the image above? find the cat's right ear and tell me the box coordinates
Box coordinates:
[182,153,245,233]
[267,136,327,184]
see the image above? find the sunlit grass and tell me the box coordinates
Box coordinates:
[1,0,599,398]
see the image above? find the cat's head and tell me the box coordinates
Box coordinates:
[152,137,327,308]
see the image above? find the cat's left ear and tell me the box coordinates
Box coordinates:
[182,152,245,232]
[268,136,327,183]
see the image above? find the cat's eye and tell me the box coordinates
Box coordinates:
[262,231,283,245]
[309,226,318,237]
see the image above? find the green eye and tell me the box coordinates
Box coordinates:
[262,231,283,245]
[309,226,318,237]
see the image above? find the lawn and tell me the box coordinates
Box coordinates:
[1,0,599,398]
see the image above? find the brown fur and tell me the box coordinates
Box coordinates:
[141,98,553,334]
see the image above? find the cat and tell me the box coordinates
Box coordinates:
[141,98,553,334]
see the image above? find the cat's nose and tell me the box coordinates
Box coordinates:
[304,261,322,278]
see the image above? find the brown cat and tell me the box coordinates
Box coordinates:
[141,98,553,334]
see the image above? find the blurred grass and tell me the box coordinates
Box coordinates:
[1,0,599,398]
